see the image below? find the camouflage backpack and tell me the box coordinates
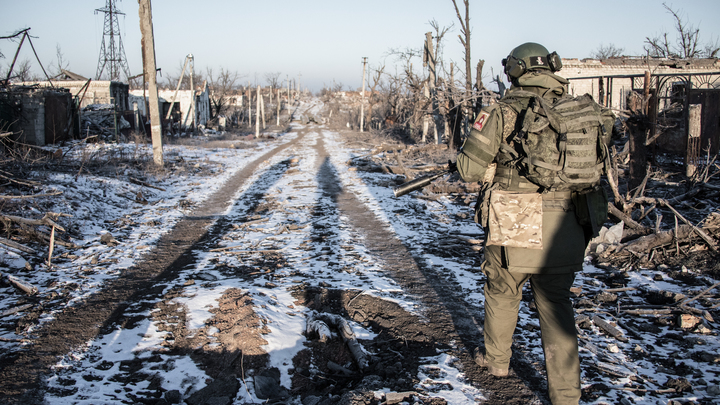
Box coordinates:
[500,91,615,191]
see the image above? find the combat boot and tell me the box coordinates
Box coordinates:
[473,348,509,377]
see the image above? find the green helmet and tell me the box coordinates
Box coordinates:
[502,42,562,79]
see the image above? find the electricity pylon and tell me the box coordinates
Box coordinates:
[95,0,131,82]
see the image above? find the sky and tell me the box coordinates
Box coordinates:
[2,0,720,92]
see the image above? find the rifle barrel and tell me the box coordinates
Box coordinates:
[392,170,449,197]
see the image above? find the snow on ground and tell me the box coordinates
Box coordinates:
[1,99,718,404]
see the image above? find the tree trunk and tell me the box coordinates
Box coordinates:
[425,32,444,144]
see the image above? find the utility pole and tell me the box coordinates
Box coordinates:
[138,0,163,165]
[95,0,132,82]
[165,54,191,121]
[360,57,367,132]
[255,85,260,138]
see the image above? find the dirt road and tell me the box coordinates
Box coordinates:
[1,105,549,405]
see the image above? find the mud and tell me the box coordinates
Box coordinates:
[0,124,564,405]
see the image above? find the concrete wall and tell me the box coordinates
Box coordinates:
[17,80,129,111]
[130,84,210,129]
[10,87,74,146]
[18,91,45,145]
[561,58,720,110]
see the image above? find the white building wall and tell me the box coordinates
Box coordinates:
[17,80,128,110]
[129,85,210,128]
[561,58,720,111]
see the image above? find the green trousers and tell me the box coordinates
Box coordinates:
[482,249,581,405]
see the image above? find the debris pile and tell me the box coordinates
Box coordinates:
[349,134,720,278]
[80,104,131,139]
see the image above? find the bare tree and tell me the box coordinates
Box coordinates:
[206,67,240,118]
[367,63,386,128]
[704,40,720,58]
[51,44,70,77]
[10,59,33,82]
[265,72,281,91]
[450,0,472,100]
[428,19,452,77]
[644,3,720,58]
[449,0,476,149]
[592,43,625,59]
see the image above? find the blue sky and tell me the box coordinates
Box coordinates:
[2,0,719,92]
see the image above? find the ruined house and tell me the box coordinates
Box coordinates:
[129,82,210,132]
[1,85,77,146]
[562,57,720,155]
[19,70,129,111]
[562,57,720,110]
[10,70,132,144]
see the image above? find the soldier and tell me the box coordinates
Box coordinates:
[456,42,614,405]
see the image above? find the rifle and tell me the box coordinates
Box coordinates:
[392,161,457,197]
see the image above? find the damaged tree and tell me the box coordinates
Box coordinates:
[423,32,444,145]
[450,0,473,144]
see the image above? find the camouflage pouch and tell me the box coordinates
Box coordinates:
[572,186,609,238]
[487,190,543,249]
[474,183,499,228]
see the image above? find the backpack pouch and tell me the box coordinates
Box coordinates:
[487,190,543,249]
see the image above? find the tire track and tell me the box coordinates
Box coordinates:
[0,130,309,404]
[313,132,546,404]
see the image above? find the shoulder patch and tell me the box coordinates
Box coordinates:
[473,111,490,132]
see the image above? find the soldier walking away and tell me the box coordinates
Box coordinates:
[456,42,616,405]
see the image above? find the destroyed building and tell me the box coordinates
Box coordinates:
[129,82,210,132]
[7,68,214,143]
[562,57,720,155]
[562,57,720,110]
[0,85,77,146]
[9,70,133,144]
[18,70,129,111]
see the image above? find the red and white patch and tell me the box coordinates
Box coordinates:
[473,112,490,132]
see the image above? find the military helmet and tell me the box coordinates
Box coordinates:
[502,42,562,79]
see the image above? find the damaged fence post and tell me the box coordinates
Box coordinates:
[686,104,701,177]
[592,315,628,342]
[255,85,260,138]
[47,225,55,267]
[3,273,38,295]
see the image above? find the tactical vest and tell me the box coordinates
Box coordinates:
[495,91,614,192]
